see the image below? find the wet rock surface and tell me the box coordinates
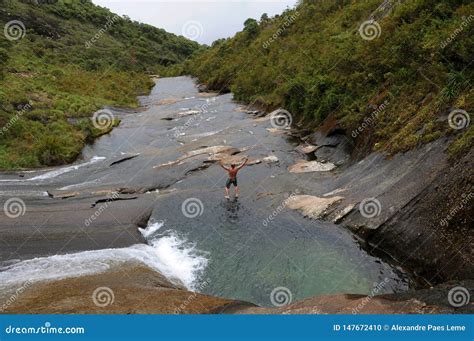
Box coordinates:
[2,266,470,314]
[0,76,471,313]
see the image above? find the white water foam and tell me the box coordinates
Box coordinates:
[138,221,208,289]
[58,178,103,191]
[29,156,106,180]
[0,225,208,294]
[138,221,164,239]
[0,156,106,183]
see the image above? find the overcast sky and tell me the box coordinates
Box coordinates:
[92,0,298,44]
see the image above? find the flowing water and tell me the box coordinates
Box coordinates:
[0,77,410,307]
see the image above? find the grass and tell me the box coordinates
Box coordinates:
[0,0,199,169]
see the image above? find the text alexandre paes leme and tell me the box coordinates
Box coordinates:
[390,324,466,332]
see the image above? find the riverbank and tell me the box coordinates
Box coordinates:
[0,77,471,313]
[1,265,471,314]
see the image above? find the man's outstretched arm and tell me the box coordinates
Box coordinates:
[237,157,249,170]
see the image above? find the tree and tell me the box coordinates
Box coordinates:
[243,18,259,37]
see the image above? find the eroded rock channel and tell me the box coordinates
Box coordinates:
[0,77,471,313]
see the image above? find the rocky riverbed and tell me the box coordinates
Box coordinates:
[0,77,472,313]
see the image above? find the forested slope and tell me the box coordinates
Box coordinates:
[182,0,473,158]
[0,0,199,169]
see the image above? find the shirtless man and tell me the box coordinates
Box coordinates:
[219,157,248,199]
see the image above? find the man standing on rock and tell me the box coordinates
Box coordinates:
[219,157,248,199]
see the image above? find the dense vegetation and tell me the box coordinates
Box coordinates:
[0,0,199,169]
[180,0,473,157]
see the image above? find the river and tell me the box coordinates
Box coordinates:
[0,77,409,307]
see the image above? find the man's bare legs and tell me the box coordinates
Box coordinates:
[224,187,230,199]
[235,186,239,198]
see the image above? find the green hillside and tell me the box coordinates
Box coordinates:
[181,0,473,157]
[0,0,199,169]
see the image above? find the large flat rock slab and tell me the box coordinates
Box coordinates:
[286,195,343,219]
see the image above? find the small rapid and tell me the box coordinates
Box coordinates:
[0,221,208,296]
